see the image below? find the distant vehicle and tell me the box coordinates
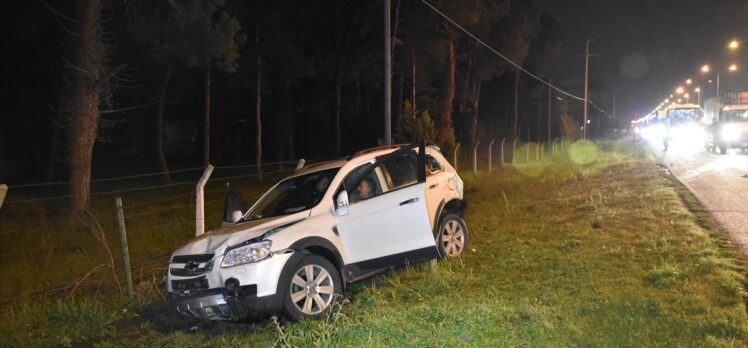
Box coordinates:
[166,143,468,321]
[704,92,748,154]
[665,103,704,147]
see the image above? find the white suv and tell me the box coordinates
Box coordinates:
[166,143,467,321]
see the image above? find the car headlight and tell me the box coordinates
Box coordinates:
[221,240,272,268]
[721,125,740,141]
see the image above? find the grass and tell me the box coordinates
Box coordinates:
[1,139,748,347]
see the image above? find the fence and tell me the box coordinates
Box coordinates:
[0,159,309,304]
[451,137,579,173]
[0,140,578,304]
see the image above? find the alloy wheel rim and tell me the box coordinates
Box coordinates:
[440,220,465,257]
[290,264,334,315]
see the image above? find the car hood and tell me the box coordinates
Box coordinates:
[171,211,308,257]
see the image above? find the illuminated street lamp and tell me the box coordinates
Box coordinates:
[729,39,740,50]
[701,64,710,73]
[729,63,738,71]
[686,78,692,85]
[675,86,684,94]
[684,92,690,103]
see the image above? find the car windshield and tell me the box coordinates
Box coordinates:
[243,168,339,221]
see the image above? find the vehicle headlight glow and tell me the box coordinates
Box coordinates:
[671,124,704,141]
[721,125,740,141]
[642,124,665,143]
[221,240,272,267]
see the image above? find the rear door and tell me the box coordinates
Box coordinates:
[336,144,439,271]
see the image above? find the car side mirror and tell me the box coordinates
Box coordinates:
[336,190,350,216]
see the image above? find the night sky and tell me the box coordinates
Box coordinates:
[540,0,748,121]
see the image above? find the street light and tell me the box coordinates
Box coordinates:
[676,86,685,94]
[701,64,711,73]
[729,63,738,71]
[729,39,740,50]
[686,78,692,85]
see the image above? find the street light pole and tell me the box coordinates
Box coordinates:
[384,0,392,145]
[547,80,552,144]
[583,40,591,140]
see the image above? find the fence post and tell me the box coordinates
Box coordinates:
[541,143,545,161]
[453,144,461,172]
[525,143,530,163]
[488,139,496,173]
[115,197,134,305]
[500,138,506,167]
[196,165,215,237]
[512,138,518,164]
[472,141,480,174]
[0,184,6,210]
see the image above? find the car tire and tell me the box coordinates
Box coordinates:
[281,254,341,321]
[436,213,469,258]
[719,144,727,154]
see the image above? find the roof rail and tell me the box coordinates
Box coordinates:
[351,144,407,158]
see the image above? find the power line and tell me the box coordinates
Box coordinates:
[419,0,615,119]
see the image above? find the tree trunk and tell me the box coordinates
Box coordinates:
[471,79,482,149]
[67,0,103,212]
[155,65,172,182]
[203,67,211,167]
[255,26,263,182]
[335,73,342,155]
[438,38,455,146]
[513,69,520,139]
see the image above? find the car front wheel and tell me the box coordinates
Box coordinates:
[437,214,469,257]
[281,254,341,321]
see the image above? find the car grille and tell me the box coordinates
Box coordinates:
[170,254,215,277]
[172,254,214,263]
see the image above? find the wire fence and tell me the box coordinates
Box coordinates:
[0,142,578,303]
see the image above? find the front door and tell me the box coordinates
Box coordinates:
[336,145,439,273]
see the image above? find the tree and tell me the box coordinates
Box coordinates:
[64,0,106,212]
[129,0,244,174]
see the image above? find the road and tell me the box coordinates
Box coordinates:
[654,138,748,256]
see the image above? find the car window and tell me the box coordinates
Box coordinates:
[425,154,443,176]
[380,151,419,190]
[245,168,338,221]
[348,166,384,204]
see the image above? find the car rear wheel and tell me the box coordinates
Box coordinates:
[282,254,341,321]
[437,214,468,257]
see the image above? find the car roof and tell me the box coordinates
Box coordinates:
[289,144,441,178]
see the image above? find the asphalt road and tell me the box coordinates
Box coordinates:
[652,138,748,256]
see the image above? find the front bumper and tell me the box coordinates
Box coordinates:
[169,285,284,321]
[166,251,294,320]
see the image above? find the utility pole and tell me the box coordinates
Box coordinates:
[612,85,617,120]
[583,40,591,140]
[384,0,392,145]
[548,81,552,144]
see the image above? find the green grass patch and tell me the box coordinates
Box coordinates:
[1,140,747,347]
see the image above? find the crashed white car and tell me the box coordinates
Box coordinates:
[167,143,468,321]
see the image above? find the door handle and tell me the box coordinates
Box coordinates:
[399,198,419,206]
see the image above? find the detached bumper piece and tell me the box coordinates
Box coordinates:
[169,283,283,321]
